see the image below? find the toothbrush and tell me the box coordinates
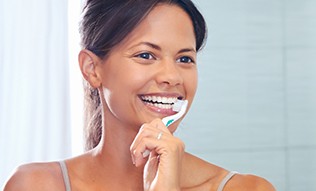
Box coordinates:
[162,99,188,127]
[142,100,188,158]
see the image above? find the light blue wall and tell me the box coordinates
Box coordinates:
[176,0,316,190]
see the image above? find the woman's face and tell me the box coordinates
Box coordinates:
[98,4,197,132]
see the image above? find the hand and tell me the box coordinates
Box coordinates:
[130,118,185,191]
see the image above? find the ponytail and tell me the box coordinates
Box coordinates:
[83,81,102,150]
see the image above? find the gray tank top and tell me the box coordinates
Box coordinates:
[59,161,71,191]
[217,171,238,191]
[59,161,237,191]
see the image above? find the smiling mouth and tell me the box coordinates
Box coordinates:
[140,95,180,110]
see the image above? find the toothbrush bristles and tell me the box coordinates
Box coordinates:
[172,100,184,112]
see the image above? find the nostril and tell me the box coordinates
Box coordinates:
[155,61,184,87]
[158,72,183,86]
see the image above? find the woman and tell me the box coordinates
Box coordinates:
[4,0,276,190]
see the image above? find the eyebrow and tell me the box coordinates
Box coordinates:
[178,48,196,54]
[130,41,196,54]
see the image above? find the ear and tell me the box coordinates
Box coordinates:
[78,49,102,88]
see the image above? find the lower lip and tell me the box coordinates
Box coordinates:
[142,101,177,115]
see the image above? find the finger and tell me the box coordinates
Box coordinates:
[142,149,150,158]
[130,123,158,165]
[151,118,171,133]
[132,129,166,157]
[130,118,172,166]
[132,136,166,167]
[143,131,163,158]
[130,123,158,153]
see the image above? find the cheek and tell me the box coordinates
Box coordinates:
[185,70,198,97]
[101,67,152,108]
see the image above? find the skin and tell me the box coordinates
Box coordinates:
[4,4,276,191]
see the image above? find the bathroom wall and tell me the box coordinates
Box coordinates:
[177,0,316,190]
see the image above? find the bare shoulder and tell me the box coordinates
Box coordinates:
[225,173,276,191]
[3,162,64,191]
[181,152,228,190]
[180,153,275,191]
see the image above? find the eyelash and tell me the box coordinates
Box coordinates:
[135,52,195,64]
[176,56,195,64]
[135,52,155,60]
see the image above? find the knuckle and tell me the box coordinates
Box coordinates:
[152,118,162,123]
[152,118,164,127]
[139,124,151,134]
[142,137,150,143]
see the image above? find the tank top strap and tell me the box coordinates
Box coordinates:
[59,161,71,191]
[217,171,238,191]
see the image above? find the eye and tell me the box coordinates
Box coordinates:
[176,56,195,64]
[136,52,155,60]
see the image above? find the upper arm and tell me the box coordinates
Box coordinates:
[252,175,276,191]
[4,165,38,191]
[225,174,276,191]
[3,163,63,191]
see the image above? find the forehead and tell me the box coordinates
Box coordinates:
[115,4,196,51]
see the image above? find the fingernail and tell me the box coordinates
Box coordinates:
[142,150,150,158]
[131,151,136,165]
[131,155,135,165]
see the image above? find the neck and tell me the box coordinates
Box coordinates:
[90,114,145,189]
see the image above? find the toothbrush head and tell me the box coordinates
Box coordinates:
[172,99,186,112]
[162,99,188,127]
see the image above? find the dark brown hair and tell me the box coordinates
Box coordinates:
[79,0,207,150]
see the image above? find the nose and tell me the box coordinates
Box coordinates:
[155,59,183,87]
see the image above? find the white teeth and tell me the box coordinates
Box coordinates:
[149,102,173,109]
[141,95,178,106]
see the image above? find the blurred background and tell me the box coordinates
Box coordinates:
[1,0,315,190]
